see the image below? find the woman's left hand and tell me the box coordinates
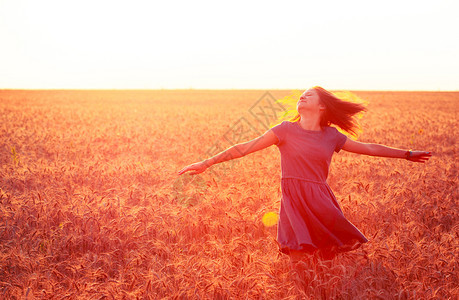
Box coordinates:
[407,151,432,163]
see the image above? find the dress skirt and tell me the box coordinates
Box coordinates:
[277,177,369,256]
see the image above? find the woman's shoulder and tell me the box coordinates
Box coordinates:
[323,125,339,132]
[275,120,294,127]
[324,126,349,140]
[322,126,342,136]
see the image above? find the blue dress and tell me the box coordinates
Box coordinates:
[270,121,369,256]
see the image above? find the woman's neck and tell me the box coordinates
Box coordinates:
[298,116,322,131]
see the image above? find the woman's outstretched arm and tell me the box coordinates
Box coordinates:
[341,138,432,163]
[177,129,279,175]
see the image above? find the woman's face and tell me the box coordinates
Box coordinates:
[297,88,325,113]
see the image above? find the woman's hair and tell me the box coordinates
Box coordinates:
[289,86,367,137]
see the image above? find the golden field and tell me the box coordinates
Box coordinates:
[0,89,457,299]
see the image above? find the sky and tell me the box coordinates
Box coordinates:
[0,0,458,90]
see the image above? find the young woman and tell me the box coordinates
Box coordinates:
[177,86,432,261]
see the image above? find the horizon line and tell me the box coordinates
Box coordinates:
[1,88,458,92]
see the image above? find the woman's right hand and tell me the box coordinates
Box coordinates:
[407,151,432,163]
[177,161,210,175]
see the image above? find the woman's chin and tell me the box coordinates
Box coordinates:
[296,107,309,113]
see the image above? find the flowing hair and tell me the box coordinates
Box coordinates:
[289,86,367,137]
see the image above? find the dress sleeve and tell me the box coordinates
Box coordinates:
[270,121,288,146]
[334,127,348,153]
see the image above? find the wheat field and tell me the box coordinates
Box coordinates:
[0,89,457,299]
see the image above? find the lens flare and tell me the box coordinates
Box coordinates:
[262,212,279,227]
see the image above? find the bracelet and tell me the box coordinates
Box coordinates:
[405,149,412,160]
